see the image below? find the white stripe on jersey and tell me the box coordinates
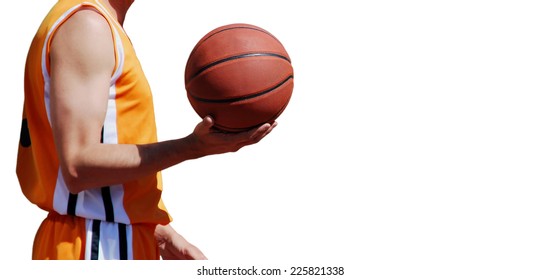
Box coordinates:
[84,219,134,260]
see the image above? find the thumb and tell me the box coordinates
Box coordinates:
[202,115,214,129]
[195,115,214,132]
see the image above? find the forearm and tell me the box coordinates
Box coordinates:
[63,135,202,193]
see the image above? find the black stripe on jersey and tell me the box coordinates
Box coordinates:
[101,187,115,222]
[99,126,115,222]
[67,193,78,216]
[90,220,101,260]
[100,125,104,143]
[118,223,128,260]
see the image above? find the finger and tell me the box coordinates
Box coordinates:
[189,246,208,260]
[245,122,276,145]
[263,121,278,137]
[195,251,208,260]
[249,123,271,141]
[257,121,277,138]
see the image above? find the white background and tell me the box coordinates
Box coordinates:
[2,1,541,279]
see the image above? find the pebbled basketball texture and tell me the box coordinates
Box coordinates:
[184,23,294,132]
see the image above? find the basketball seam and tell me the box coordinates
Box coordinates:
[188,75,293,104]
[187,25,284,61]
[215,96,291,131]
[186,52,291,83]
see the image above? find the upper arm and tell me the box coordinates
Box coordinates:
[49,9,115,178]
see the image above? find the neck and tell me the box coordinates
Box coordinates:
[101,0,134,25]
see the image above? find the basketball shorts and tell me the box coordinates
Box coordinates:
[32,212,160,260]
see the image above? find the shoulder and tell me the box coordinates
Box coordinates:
[54,8,112,43]
[50,8,114,68]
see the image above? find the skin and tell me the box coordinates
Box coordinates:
[48,0,276,260]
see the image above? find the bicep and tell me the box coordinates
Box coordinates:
[49,9,115,161]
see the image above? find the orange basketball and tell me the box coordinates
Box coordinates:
[184,23,294,132]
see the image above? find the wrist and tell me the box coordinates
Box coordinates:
[178,133,205,161]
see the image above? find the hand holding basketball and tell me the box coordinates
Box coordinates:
[189,115,277,156]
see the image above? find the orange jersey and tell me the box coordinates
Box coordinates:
[17,0,171,226]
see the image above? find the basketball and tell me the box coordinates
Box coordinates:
[184,23,294,132]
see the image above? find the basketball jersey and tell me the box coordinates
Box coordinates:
[17,0,171,226]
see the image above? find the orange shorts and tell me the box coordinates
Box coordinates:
[33,212,160,260]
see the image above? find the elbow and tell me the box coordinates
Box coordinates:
[59,165,86,194]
